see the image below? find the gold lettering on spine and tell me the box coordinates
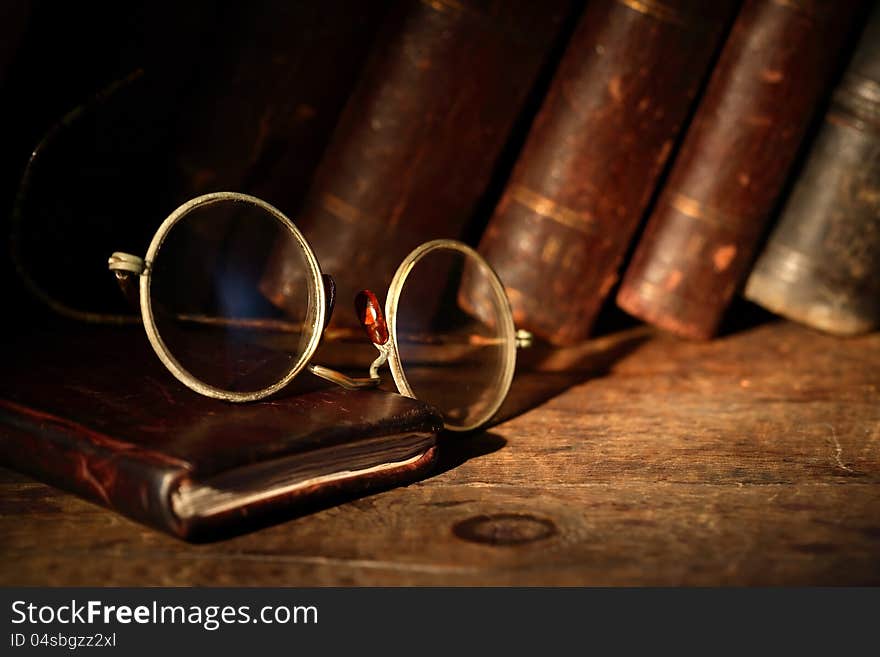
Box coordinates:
[670,192,737,228]
[321,193,367,225]
[826,112,875,134]
[670,192,704,218]
[508,184,596,237]
[420,0,465,14]
[832,73,880,132]
[615,0,687,26]
[771,0,819,15]
[771,0,839,20]
[541,236,562,263]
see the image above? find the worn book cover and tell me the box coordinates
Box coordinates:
[616,0,866,339]
[471,0,739,346]
[259,0,578,322]
[744,5,880,335]
[0,327,442,542]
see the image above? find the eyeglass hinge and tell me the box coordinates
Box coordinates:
[108,252,146,276]
[515,329,533,349]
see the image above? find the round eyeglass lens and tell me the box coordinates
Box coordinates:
[147,194,322,396]
[387,241,516,431]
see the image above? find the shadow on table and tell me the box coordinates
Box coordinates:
[492,325,653,426]
[423,327,652,480]
[430,430,507,478]
[717,298,781,338]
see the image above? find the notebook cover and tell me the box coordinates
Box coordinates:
[0,325,442,542]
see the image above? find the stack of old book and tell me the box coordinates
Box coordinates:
[2,0,877,541]
[7,0,877,343]
[255,0,878,344]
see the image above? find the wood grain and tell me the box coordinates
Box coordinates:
[2,320,879,585]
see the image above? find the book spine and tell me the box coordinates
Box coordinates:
[744,7,880,336]
[0,399,191,538]
[0,399,441,542]
[171,0,388,208]
[616,0,866,339]
[259,0,575,315]
[471,0,739,346]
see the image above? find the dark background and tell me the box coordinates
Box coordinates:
[0,1,398,336]
[0,0,862,344]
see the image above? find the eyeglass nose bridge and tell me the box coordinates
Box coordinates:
[308,341,389,391]
[309,283,390,391]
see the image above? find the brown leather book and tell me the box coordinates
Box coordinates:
[744,7,880,336]
[616,0,866,339]
[469,0,739,346]
[169,0,389,208]
[259,0,576,320]
[0,327,442,541]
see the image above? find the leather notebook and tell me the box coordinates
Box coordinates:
[0,325,442,541]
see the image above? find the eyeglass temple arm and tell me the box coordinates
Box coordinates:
[11,70,146,326]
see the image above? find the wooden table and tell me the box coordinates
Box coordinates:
[2,320,878,585]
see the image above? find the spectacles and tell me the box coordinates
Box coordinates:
[108,191,531,431]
